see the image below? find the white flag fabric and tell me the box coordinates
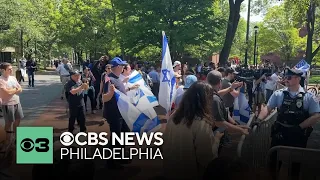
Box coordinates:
[233,92,251,124]
[159,31,176,113]
[114,89,160,134]
[126,70,151,90]
[126,70,159,111]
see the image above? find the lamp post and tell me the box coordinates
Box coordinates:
[244,0,252,67]
[93,27,98,60]
[253,26,259,68]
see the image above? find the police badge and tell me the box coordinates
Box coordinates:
[296,100,303,108]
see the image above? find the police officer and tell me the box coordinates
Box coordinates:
[65,69,89,133]
[257,67,320,178]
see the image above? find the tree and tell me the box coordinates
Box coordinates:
[254,0,320,64]
[284,0,320,64]
[219,0,244,65]
[115,0,225,61]
[258,5,307,62]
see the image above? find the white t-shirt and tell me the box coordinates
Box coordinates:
[265,73,279,90]
[56,63,70,76]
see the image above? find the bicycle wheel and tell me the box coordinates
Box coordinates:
[307,87,318,95]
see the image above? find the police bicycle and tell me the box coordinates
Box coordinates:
[307,80,320,96]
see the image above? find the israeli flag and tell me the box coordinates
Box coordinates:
[127,70,151,90]
[295,59,310,73]
[126,70,159,111]
[233,92,251,124]
[115,89,160,134]
[159,31,176,113]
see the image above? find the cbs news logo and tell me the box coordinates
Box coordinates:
[16,127,53,164]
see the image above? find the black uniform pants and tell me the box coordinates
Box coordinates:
[269,124,309,180]
[84,89,95,111]
[68,106,86,133]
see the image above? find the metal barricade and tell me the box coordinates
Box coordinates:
[267,146,320,180]
[237,109,278,169]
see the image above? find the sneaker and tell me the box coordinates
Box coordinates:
[91,110,96,114]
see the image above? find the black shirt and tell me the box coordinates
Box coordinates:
[65,79,85,107]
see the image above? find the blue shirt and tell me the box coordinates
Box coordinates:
[267,86,320,114]
[148,70,160,83]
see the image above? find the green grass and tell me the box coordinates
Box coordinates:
[309,75,320,84]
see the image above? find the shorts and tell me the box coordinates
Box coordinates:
[2,104,24,122]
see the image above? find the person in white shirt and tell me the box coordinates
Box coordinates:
[119,64,131,86]
[56,59,72,100]
[265,71,280,102]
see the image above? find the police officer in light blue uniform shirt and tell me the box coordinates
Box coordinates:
[258,67,320,178]
[266,68,320,147]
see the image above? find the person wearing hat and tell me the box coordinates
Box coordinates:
[102,57,138,169]
[173,75,198,110]
[173,61,181,73]
[65,69,89,133]
[257,67,320,177]
[221,67,243,117]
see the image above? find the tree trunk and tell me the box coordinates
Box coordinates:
[305,0,320,64]
[219,0,244,65]
[77,51,83,64]
[46,44,53,71]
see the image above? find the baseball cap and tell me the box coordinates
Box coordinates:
[226,67,239,75]
[173,61,181,68]
[69,69,81,76]
[110,57,127,68]
[184,75,198,89]
[284,68,303,77]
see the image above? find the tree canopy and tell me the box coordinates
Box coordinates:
[0,0,319,67]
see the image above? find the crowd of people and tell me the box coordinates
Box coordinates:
[0,54,319,179]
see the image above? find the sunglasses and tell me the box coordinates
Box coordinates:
[284,76,295,80]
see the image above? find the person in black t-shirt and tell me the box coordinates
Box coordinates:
[102,57,139,169]
[65,70,88,133]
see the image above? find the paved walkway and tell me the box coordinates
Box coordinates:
[0,73,62,126]
[3,73,164,180]
[3,74,320,179]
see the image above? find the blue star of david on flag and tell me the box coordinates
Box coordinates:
[162,69,170,83]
